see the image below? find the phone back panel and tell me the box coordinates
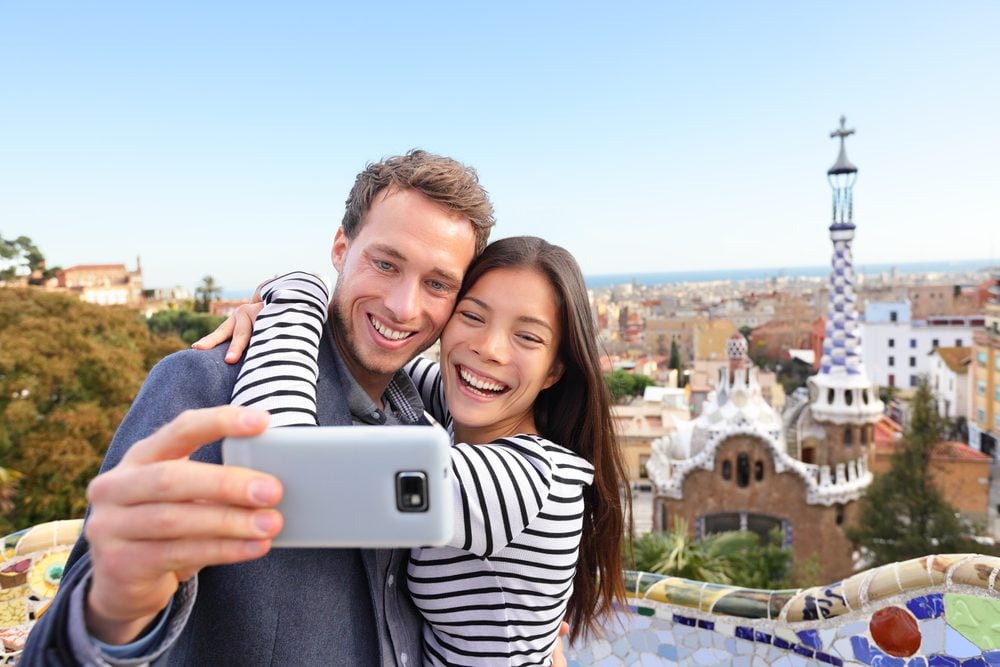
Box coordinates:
[222,426,453,548]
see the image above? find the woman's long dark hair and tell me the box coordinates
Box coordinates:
[458,236,632,642]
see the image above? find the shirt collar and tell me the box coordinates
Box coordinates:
[325,325,425,425]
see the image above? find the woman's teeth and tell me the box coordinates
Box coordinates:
[459,366,507,395]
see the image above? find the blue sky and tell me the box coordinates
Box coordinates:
[2,2,997,293]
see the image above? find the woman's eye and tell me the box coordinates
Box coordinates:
[518,333,544,345]
[459,311,484,324]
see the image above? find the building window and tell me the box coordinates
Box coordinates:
[835,504,845,526]
[722,460,732,481]
[890,311,898,322]
[844,428,853,446]
[978,408,987,423]
[910,375,918,387]
[737,453,750,488]
[888,356,895,367]
[995,356,1000,371]
[979,380,988,395]
[910,339,917,349]
[978,351,987,365]
[889,338,896,348]
[909,356,916,367]
[956,339,962,347]
[888,373,895,387]
[995,387,1000,402]
[932,339,939,348]
[754,460,764,482]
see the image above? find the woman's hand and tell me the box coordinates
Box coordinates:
[192,298,265,363]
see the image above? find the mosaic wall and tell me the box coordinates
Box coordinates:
[1,520,81,663]
[3,522,1000,665]
[567,555,1000,666]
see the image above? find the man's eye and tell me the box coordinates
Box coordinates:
[427,280,446,292]
[374,260,394,271]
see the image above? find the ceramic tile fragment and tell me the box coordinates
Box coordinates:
[869,606,921,657]
[944,593,1000,651]
[943,626,984,658]
[917,618,946,655]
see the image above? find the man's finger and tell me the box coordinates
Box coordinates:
[88,501,283,541]
[121,406,269,466]
[88,460,282,509]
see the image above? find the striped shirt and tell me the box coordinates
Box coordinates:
[406,357,594,667]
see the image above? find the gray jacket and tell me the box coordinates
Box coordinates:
[20,337,424,666]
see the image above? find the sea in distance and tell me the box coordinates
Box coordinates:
[583,258,998,290]
[220,258,996,300]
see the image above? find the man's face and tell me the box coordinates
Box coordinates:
[329,187,477,398]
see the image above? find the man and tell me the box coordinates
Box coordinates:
[21,150,495,665]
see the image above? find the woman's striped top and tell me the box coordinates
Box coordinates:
[405,357,594,667]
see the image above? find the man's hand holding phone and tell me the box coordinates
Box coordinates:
[83,406,282,645]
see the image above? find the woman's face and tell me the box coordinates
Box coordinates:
[440,266,564,443]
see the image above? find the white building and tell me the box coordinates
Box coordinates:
[860,301,981,390]
[927,347,971,420]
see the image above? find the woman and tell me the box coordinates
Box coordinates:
[206,237,630,665]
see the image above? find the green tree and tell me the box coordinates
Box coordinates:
[0,289,187,533]
[147,309,227,345]
[604,369,655,402]
[0,234,47,282]
[194,275,223,313]
[847,377,970,566]
[625,519,793,588]
[669,339,685,387]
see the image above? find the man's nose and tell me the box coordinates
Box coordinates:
[384,277,421,323]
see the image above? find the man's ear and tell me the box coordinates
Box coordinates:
[543,360,565,390]
[331,227,348,272]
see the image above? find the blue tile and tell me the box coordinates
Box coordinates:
[735,626,754,641]
[774,637,791,649]
[793,644,815,658]
[798,629,822,649]
[907,593,945,620]
[908,659,928,667]
[963,659,988,667]
[697,620,715,630]
[985,652,1000,667]
[851,636,872,664]
[673,614,696,627]
[754,631,772,644]
[867,648,906,667]
[928,657,962,667]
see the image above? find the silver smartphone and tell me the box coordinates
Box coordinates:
[222,425,454,548]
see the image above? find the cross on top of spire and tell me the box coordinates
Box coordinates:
[828,115,857,175]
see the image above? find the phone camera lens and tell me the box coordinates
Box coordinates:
[396,472,428,512]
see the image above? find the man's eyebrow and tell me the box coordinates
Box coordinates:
[461,296,555,334]
[369,243,462,285]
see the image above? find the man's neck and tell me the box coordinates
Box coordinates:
[328,322,392,409]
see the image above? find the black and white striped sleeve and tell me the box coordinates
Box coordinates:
[404,356,450,428]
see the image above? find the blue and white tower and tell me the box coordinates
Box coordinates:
[806,116,883,429]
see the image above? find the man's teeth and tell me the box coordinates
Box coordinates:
[459,367,506,393]
[370,316,413,341]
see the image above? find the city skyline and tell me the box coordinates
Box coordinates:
[2,3,998,292]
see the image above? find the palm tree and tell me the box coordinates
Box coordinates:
[195,275,223,313]
[628,518,758,585]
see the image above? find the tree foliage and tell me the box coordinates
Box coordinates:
[669,339,686,387]
[0,234,50,282]
[0,289,186,533]
[147,309,226,345]
[604,370,655,402]
[194,275,222,313]
[847,377,972,566]
[625,519,793,589]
